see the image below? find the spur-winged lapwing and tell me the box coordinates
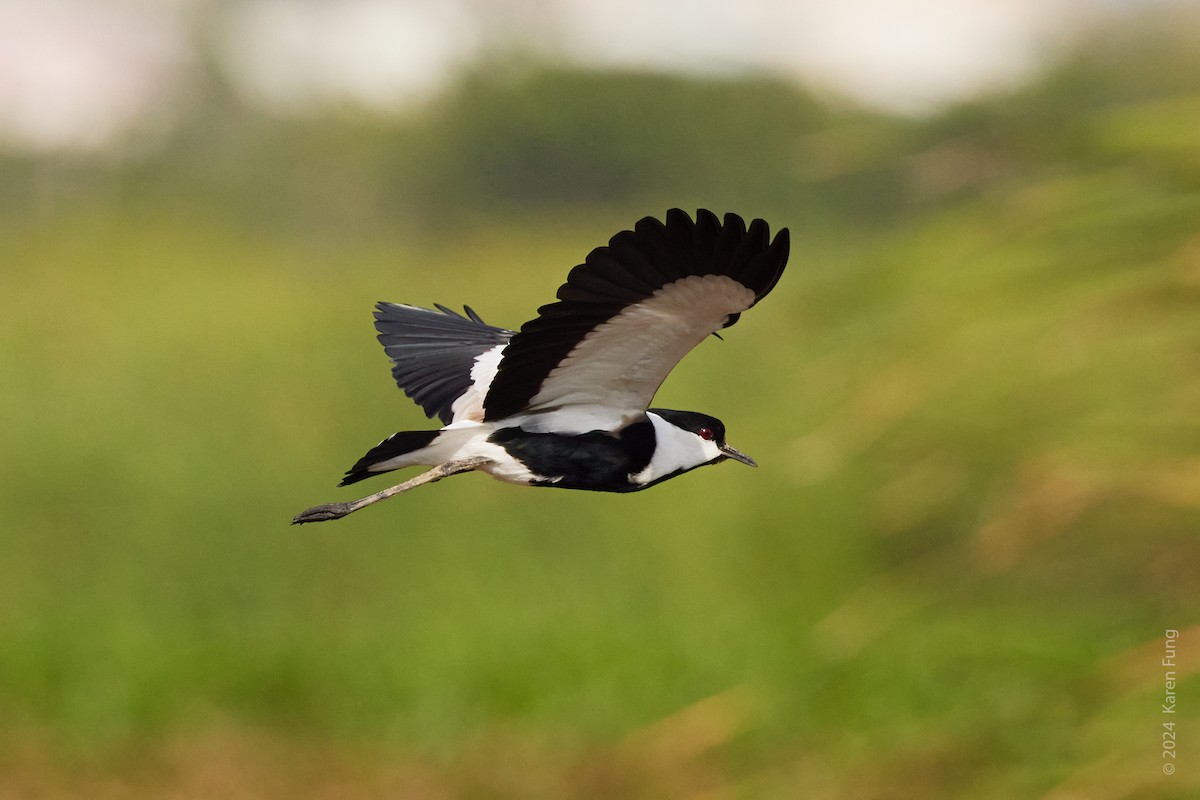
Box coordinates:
[294,208,789,523]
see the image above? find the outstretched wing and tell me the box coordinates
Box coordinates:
[482,209,789,427]
[374,303,512,425]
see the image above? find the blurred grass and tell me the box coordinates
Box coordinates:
[3,22,1200,799]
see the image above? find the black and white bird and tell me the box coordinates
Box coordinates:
[294,208,789,523]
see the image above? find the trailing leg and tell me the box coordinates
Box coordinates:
[292,456,493,524]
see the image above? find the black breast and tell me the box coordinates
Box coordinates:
[489,420,656,493]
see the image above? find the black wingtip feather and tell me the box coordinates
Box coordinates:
[751,227,790,302]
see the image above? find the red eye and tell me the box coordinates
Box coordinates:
[698,427,715,441]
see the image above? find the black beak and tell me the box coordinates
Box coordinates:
[719,443,757,467]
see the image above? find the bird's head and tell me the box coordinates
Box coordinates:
[648,409,757,469]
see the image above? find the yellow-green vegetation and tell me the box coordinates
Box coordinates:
[1,20,1198,799]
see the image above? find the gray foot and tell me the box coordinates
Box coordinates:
[292,502,353,524]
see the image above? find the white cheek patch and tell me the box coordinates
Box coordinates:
[629,412,723,485]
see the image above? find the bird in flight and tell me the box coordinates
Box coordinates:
[294,208,789,523]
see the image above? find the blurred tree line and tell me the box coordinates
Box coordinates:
[1,8,1197,240]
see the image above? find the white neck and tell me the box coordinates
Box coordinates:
[629,411,722,485]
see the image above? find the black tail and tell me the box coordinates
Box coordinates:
[339,429,440,486]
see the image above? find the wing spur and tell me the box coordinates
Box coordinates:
[482,208,789,424]
[374,303,512,424]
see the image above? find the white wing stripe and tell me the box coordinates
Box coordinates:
[449,343,507,423]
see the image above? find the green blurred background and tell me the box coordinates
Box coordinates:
[1,2,1198,797]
